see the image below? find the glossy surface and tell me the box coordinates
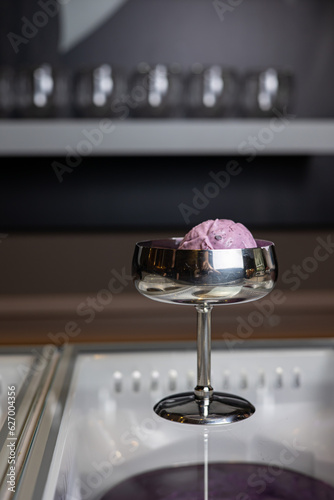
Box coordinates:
[154,391,255,425]
[100,462,334,500]
[132,237,277,425]
[132,238,277,306]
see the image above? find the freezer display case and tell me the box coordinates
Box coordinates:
[1,340,334,499]
[0,349,34,431]
[0,345,62,500]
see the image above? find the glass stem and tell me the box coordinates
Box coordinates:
[195,304,213,401]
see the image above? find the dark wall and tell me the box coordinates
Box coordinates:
[0,0,59,66]
[0,156,333,231]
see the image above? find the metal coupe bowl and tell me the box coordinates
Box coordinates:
[132,238,277,306]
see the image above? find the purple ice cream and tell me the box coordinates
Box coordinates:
[178,219,257,250]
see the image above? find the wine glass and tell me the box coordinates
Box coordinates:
[132,237,277,425]
[128,62,184,118]
[72,63,126,118]
[240,67,294,117]
[16,63,71,118]
[184,63,239,118]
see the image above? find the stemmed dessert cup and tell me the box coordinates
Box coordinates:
[132,237,278,425]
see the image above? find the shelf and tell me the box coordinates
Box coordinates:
[0,119,334,155]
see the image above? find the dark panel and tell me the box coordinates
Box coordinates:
[0,156,333,231]
[0,0,60,66]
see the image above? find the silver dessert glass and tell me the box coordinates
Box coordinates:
[132,238,278,425]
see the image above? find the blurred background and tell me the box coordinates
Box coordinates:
[0,0,333,345]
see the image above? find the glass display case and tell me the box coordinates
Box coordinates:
[0,345,62,500]
[2,340,334,500]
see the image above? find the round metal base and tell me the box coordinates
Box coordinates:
[154,391,255,425]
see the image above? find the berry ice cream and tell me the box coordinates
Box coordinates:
[178,219,257,250]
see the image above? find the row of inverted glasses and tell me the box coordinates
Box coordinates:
[0,63,293,118]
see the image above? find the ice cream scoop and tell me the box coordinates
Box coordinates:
[178,219,257,250]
